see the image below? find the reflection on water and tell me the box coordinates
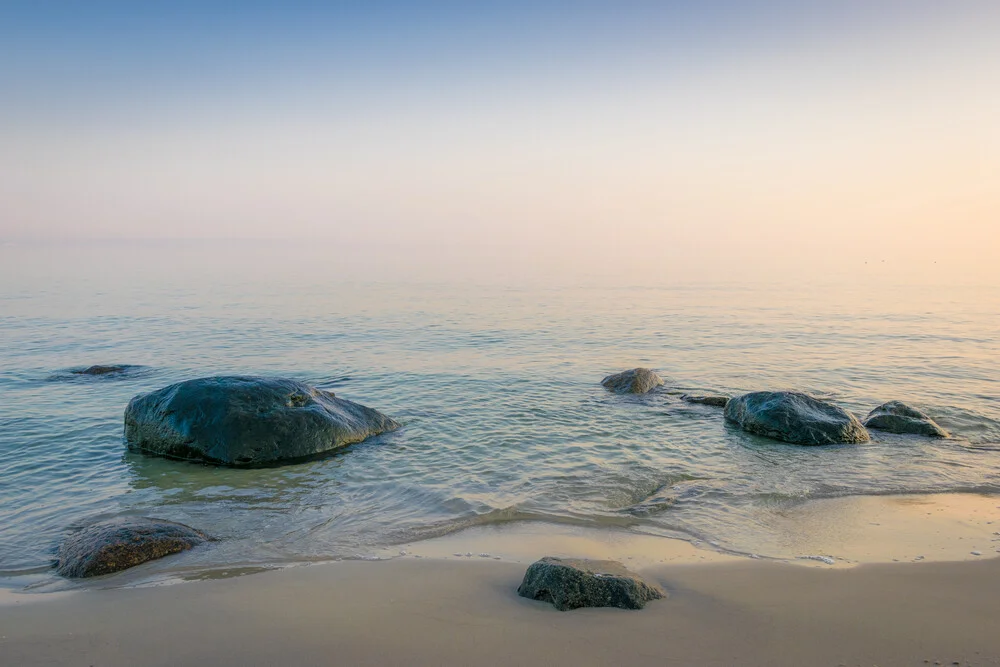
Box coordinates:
[2,264,999,588]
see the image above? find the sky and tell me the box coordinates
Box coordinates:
[1,1,998,284]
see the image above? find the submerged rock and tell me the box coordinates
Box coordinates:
[125,376,400,466]
[56,517,207,578]
[75,365,130,375]
[626,479,726,516]
[70,364,144,377]
[517,557,665,611]
[601,368,664,394]
[680,394,730,407]
[863,401,949,437]
[724,391,869,445]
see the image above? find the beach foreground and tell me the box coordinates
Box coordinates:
[4,551,1000,666]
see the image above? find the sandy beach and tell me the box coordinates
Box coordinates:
[3,555,999,667]
[3,494,999,667]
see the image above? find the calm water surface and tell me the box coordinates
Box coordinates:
[2,248,999,589]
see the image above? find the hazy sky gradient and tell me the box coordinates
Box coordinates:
[2,2,998,282]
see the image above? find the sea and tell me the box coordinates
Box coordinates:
[2,242,999,591]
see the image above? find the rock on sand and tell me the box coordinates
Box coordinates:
[517,557,666,611]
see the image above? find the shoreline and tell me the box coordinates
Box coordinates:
[392,492,1000,569]
[3,493,1000,665]
[3,491,999,600]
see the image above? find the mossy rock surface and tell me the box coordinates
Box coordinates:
[517,557,666,611]
[57,517,207,578]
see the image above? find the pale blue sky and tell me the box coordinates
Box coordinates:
[2,2,998,282]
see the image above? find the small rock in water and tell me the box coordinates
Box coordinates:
[971,551,982,556]
[863,400,949,437]
[71,364,141,377]
[680,394,730,408]
[601,368,664,395]
[465,552,473,557]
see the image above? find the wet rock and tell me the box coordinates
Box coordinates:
[517,557,665,611]
[863,401,949,438]
[680,394,730,407]
[125,376,400,466]
[56,517,207,578]
[724,391,870,445]
[601,368,663,394]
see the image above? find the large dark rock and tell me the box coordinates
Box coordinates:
[601,368,663,394]
[56,517,207,578]
[518,557,665,611]
[680,394,729,407]
[125,376,400,466]
[863,401,949,437]
[724,391,870,445]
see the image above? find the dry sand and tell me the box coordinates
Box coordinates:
[3,493,1000,667]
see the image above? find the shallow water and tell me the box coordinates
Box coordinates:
[2,245,999,589]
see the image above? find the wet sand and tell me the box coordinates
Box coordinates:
[2,556,999,667]
[3,494,1000,666]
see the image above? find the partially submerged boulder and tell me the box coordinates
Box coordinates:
[125,376,400,466]
[724,391,870,445]
[863,401,948,437]
[680,394,729,408]
[56,517,207,578]
[518,557,665,611]
[601,368,663,394]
